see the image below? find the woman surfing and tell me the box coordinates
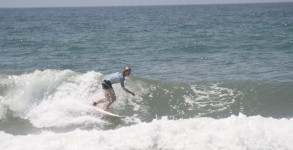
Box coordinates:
[93,67,135,111]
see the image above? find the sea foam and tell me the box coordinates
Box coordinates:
[1,115,292,150]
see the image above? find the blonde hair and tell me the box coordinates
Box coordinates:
[123,67,131,76]
[124,66,131,71]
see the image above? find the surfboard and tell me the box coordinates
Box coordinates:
[90,106,126,118]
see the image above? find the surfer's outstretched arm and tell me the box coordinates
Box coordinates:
[121,82,135,96]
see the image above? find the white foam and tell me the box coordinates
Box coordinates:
[26,70,106,127]
[1,115,292,150]
[2,70,76,116]
[0,100,5,119]
[0,70,110,127]
[184,83,241,115]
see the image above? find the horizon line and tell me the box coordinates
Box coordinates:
[0,1,292,9]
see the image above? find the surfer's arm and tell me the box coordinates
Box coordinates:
[121,82,135,96]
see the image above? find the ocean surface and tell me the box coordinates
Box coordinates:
[1,3,293,150]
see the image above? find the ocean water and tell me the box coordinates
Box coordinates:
[1,3,293,150]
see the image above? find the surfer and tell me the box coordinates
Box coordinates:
[92,67,135,111]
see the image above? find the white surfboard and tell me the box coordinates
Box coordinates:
[90,106,126,118]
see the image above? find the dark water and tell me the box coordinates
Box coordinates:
[0,3,292,81]
[0,3,293,149]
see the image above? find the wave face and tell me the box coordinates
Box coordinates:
[0,70,292,134]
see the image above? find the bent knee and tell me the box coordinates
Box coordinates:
[106,95,116,102]
[111,96,116,102]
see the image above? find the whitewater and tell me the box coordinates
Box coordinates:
[0,70,293,149]
[1,116,293,150]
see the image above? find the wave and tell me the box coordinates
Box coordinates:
[0,69,292,133]
[1,115,293,150]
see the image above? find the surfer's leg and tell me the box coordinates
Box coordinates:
[93,90,110,106]
[104,89,116,111]
[93,99,104,106]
